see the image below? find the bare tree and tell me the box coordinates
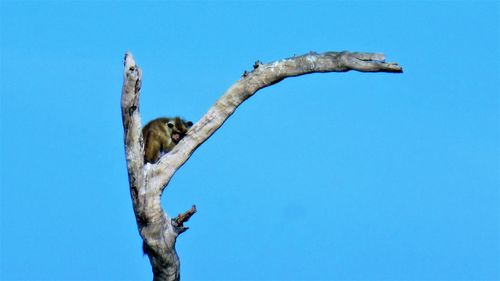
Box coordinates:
[121,51,403,281]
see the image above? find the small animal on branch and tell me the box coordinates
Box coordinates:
[142,117,193,164]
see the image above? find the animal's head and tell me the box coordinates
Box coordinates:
[167,117,193,143]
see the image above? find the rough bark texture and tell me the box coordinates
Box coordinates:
[121,51,402,281]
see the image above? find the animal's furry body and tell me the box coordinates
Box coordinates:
[142,117,193,163]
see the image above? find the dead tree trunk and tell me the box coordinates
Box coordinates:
[121,51,402,281]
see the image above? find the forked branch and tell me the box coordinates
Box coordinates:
[121,51,402,281]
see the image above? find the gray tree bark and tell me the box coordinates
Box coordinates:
[121,51,402,281]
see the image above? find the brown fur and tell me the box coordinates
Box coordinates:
[142,117,193,164]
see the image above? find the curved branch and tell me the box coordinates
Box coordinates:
[149,51,403,192]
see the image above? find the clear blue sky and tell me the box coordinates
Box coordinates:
[1,1,499,280]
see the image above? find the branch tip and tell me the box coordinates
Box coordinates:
[124,51,136,68]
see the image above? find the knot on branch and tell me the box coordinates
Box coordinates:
[253,60,262,69]
[135,78,142,94]
[172,205,197,235]
[128,105,137,116]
